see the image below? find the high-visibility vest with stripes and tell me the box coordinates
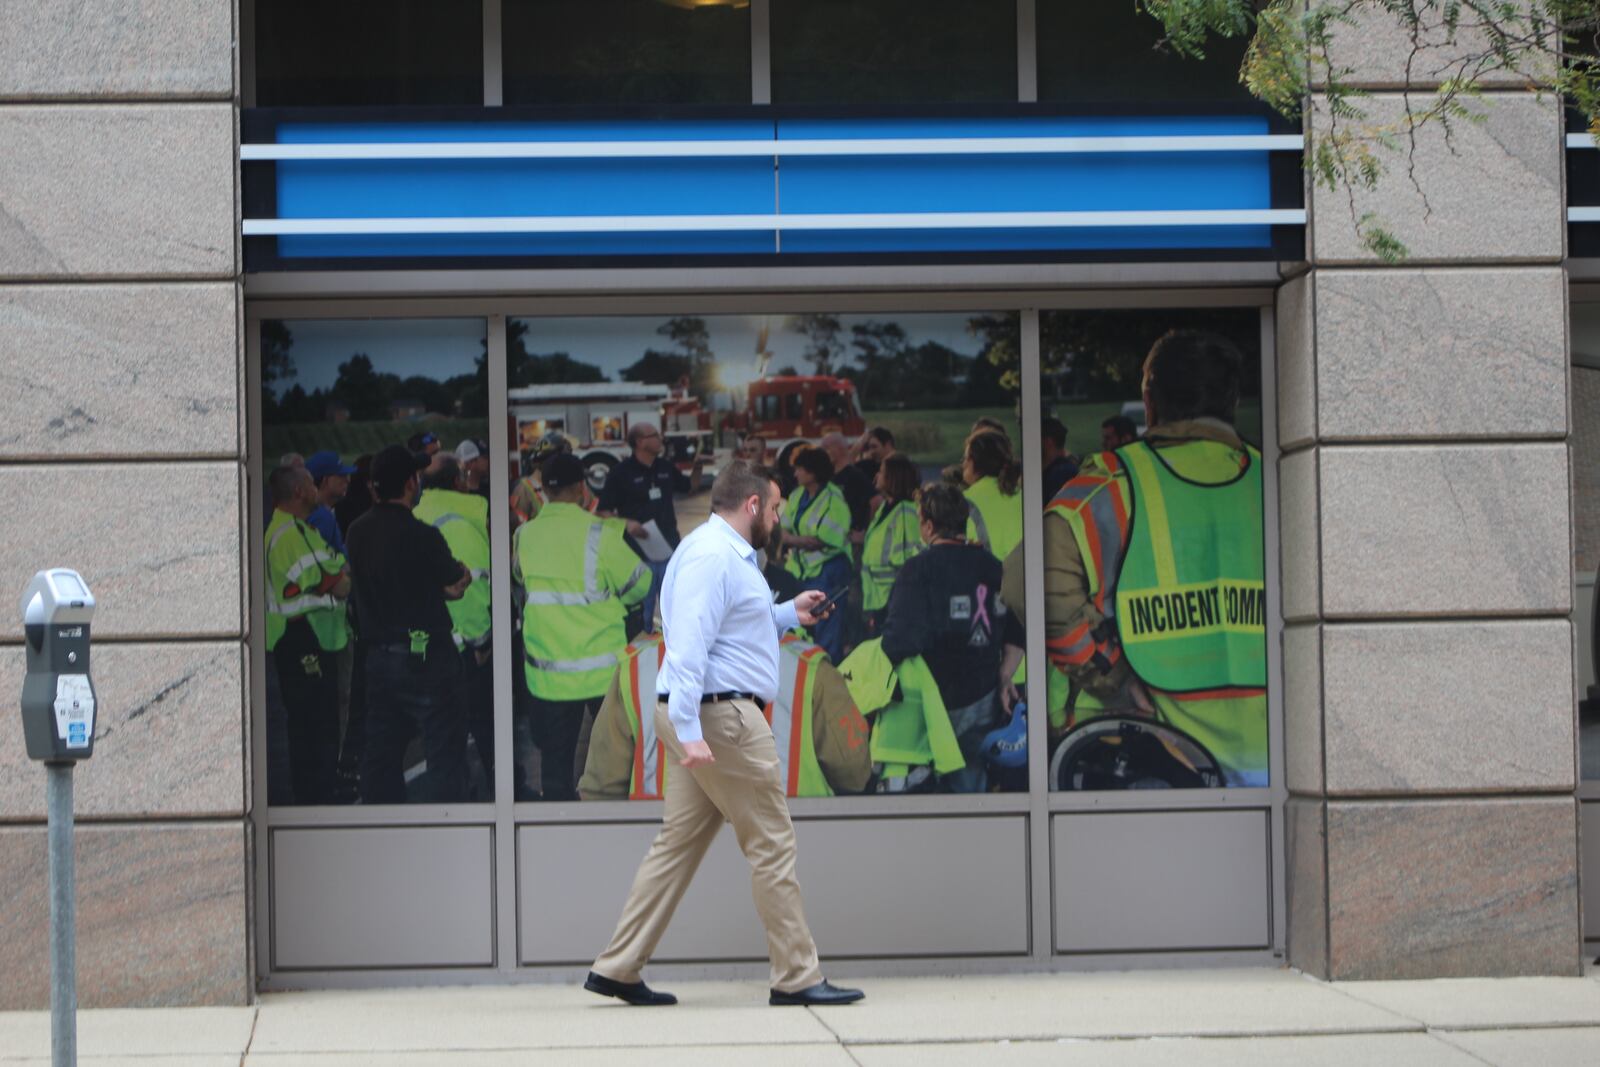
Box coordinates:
[964,475,1022,563]
[1046,438,1267,781]
[516,502,652,701]
[413,488,492,649]
[619,633,832,799]
[783,482,851,581]
[264,508,348,654]
[861,499,922,612]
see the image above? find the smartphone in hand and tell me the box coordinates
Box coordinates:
[811,587,848,619]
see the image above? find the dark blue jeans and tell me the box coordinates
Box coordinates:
[800,555,854,663]
[360,644,467,804]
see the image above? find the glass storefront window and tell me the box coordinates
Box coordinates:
[502,0,751,106]
[504,311,1028,801]
[1036,0,1253,105]
[261,318,493,805]
[1039,308,1267,791]
[254,0,484,107]
[770,0,1016,104]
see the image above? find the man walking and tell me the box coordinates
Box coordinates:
[586,460,865,1008]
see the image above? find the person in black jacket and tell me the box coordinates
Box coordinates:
[880,483,1025,793]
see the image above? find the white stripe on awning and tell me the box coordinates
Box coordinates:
[241,134,1304,162]
[244,209,1306,236]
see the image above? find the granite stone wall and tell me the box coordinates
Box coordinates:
[1278,25,1582,977]
[0,2,249,1008]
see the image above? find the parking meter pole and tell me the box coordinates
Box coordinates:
[47,762,75,1067]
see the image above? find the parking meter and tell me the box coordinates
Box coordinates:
[20,569,96,762]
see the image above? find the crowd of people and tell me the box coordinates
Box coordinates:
[264,330,1269,804]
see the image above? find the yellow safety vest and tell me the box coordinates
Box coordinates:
[264,509,348,654]
[784,482,850,581]
[861,499,922,613]
[964,475,1023,563]
[413,489,492,649]
[516,502,652,701]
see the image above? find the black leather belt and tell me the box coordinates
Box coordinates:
[656,691,760,705]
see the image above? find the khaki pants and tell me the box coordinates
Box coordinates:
[592,698,823,993]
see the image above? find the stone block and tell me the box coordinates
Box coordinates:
[1313,268,1566,440]
[1285,797,1328,979]
[1310,93,1561,264]
[0,822,250,1008]
[0,642,245,819]
[0,105,235,279]
[1314,1,1552,90]
[1276,271,1316,450]
[0,283,240,458]
[1324,798,1579,978]
[0,0,234,99]
[1283,623,1323,794]
[1279,448,1320,622]
[1321,620,1575,794]
[1319,444,1570,618]
[0,462,244,640]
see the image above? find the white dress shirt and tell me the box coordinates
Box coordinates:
[657,513,801,743]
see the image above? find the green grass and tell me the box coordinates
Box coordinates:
[863,402,1264,469]
[264,418,491,465]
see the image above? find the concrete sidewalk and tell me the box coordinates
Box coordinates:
[2,967,1599,1065]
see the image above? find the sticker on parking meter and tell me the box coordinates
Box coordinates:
[53,674,94,749]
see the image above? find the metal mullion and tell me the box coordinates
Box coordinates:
[245,313,271,983]
[487,314,517,972]
[1019,308,1052,961]
[483,0,503,106]
[1259,304,1290,957]
[1017,0,1037,103]
[243,287,1277,324]
[751,0,772,105]
[240,0,256,108]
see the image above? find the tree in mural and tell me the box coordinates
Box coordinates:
[1143,0,1599,258]
[787,313,846,376]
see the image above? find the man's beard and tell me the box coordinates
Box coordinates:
[749,511,772,552]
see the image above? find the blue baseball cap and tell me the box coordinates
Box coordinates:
[305,450,356,482]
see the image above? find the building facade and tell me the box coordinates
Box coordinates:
[0,2,1589,1007]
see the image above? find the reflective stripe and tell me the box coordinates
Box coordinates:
[1120,446,1178,588]
[282,552,321,583]
[617,561,651,599]
[815,517,847,540]
[471,568,491,582]
[462,631,491,650]
[277,594,337,618]
[584,523,603,595]
[525,649,619,673]
[265,521,297,556]
[967,501,990,550]
[524,589,613,606]
[1046,621,1096,668]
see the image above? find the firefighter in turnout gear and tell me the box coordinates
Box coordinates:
[579,632,872,800]
[1001,329,1268,786]
[514,452,652,800]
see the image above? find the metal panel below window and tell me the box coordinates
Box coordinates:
[1053,810,1271,953]
[518,816,1029,964]
[272,826,495,969]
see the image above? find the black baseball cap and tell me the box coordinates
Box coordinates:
[541,452,586,491]
[371,445,430,499]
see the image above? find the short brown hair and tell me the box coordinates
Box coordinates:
[918,482,970,541]
[711,459,781,512]
[878,454,920,503]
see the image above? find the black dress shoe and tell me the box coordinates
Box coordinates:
[769,979,865,1006]
[584,971,677,1006]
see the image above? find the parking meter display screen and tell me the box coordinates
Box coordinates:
[505,312,1030,802]
[52,573,87,600]
[260,318,494,807]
